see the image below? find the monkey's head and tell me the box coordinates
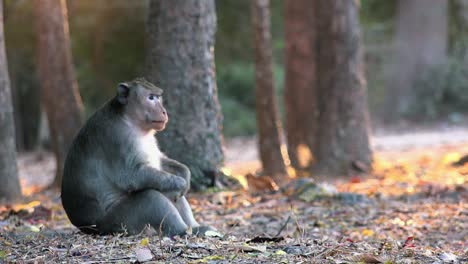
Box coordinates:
[117,78,168,132]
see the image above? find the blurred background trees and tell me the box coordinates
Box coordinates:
[0,0,21,201]
[33,0,84,188]
[384,0,448,121]
[311,0,372,175]
[284,0,316,171]
[3,0,468,189]
[252,0,288,182]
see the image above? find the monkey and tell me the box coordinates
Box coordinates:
[61,78,214,237]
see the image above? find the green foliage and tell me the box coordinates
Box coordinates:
[409,55,468,119]
[217,63,256,109]
[69,1,146,116]
[219,97,257,137]
[449,0,468,54]
[360,0,396,26]
[217,63,285,137]
[217,63,257,137]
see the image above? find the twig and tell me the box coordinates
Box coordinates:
[275,215,291,237]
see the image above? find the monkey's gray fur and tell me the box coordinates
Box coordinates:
[61,78,213,236]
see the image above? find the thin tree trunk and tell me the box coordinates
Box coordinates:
[453,0,468,63]
[34,0,84,189]
[284,0,317,170]
[312,0,372,175]
[251,0,288,182]
[146,0,224,190]
[384,0,448,120]
[0,0,22,202]
[4,2,41,151]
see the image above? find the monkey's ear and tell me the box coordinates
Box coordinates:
[117,83,130,104]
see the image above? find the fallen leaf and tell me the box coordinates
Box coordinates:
[349,254,383,263]
[237,244,267,253]
[134,247,153,262]
[275,250,287,255]
[247,236,284,243]
[245,173,279,192]
[439,252,457,262]
[362,229,374,237]
[140,237,149,246]
[28,224,41,232]
[205,230,223,238]
[198,255,225,262]
[402,236,415,248]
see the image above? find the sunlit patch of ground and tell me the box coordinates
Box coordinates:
[337,144,468,197]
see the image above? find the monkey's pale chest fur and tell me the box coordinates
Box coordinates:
[138,132,163,170]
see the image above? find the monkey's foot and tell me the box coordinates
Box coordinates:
[189,225,219,237]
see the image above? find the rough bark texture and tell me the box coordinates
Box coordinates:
[251,0,288,181]
[312,0,372,175]
[34,0,84,189]
[0,0,22,202]
[284,0,317,170]
[384,0,448,120]
[145,0,224,190]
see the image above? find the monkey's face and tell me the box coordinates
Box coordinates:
[118,79,168,132]
[136,88,168,131]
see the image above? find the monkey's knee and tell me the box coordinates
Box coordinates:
[97,190,188,236]
[137,190,189,236]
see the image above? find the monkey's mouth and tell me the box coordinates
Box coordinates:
[151,120,167,126]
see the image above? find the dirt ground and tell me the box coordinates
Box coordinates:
[1,126,467,263]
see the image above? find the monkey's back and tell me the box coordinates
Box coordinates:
[61,100,128,231]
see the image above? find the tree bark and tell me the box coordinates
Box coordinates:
[384,0,448,120]
[145,0,224,190]
[284,0,317,170]
[0,0,22,202]
[34,0,84,189]
[312,0,372,175]
[251,0,288,182]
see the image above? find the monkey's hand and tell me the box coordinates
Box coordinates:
[163,191,184,203]
[161,157,191,195]
[171,176,188,195]
[162,176,187,202]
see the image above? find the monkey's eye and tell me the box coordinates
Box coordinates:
[148,94,160,102]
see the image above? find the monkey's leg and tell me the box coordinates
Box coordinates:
[98,190,188,236]
[174,196,200,227]
[173,196,216,235]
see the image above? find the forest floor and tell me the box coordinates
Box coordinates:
[1,126,467,263]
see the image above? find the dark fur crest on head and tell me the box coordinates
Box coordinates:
[130,77,163,95]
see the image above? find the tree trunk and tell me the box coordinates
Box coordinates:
[453,0,468,63]
[34,0,84,189]
[251,0,288,182]
[4,1,41,151]
[284,0,317,170]
[312,0,372,175]
[145,0,224,190]
[0,0,22,202]
[384,0,448,120]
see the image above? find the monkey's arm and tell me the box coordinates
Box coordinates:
[161,157,191,196]
[111,164,187,194]
[161,157,191,188]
